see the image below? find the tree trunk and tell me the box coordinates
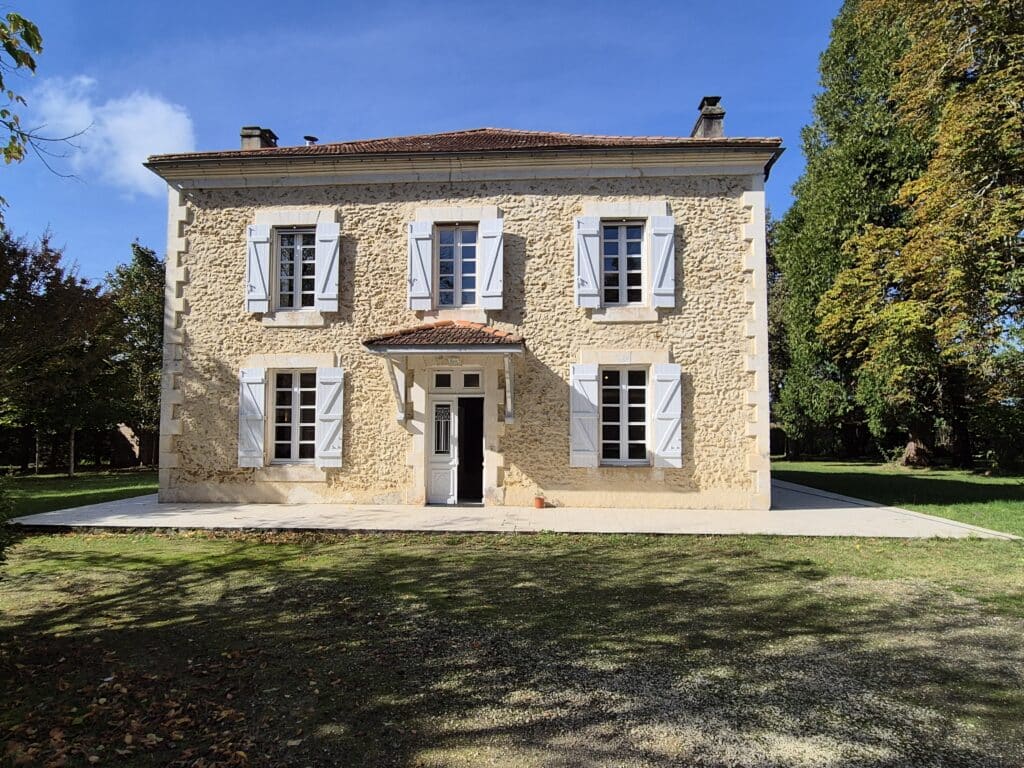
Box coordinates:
[900,431,932,468]
[34,430,41,475]
[68,427,76,477]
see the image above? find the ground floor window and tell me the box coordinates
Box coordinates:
[273,370,316,461]
[600,367,648,464]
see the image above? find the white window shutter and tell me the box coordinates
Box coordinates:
[569,363,599,467]
[574,216,600,308]
[314,221,341,312]
[245,224,272,313]
[479,218,504,309]
[315,367,344,468]
[238,368,266,467]
[407,221,433,310]
[653,363,683,467]
[650,215,676,308]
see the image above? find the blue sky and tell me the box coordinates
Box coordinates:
[3,0,841,281]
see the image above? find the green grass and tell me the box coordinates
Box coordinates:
[774,459,1024,537]
[4,469,158,517]
[1,531,1022,766]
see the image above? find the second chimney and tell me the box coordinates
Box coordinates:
[240,126,279,150]
[690,96,725,138]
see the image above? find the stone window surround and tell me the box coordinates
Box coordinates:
[582,200,670,324]
[254,208,338,327]
[414,206,501,324]
[243,352,337,482]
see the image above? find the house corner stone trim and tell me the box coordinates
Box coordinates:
[741,177,772,510]
[158,187,192,500]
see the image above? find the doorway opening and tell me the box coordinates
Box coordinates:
[457,397,484,503]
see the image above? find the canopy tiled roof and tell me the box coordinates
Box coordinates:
[148,127,782,163]
[363,320,523,348]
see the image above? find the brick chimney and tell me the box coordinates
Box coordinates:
[690,96,725,138]
[240,126,279,150]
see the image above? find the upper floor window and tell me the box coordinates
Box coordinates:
[276,228,316,310]
[601,222,644,306]
[436,225,478,308]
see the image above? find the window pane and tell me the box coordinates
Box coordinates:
[626,240,642,255]
[628,406,645,422]
[300,426,315,442]
[276,408,291,424]
[302,262,315,276]
[627,257,642,271]
[279,293,293,308]
[461,291,476,305]
[462,260,475,275]
[628,443,647,460]
[602,370,620,386]
[275,426,291,441]
[276,390,291,407]
[280,234,295,247]
[626,226,642,240]
[439,291,454,306]
[604,273,618,287]
[440,245,454,259]
[275,444,291,459]
[461,275,476,289]
[629,425,646,441]
[602,406,619,422]
[439,260,454,275]
[627,289,643,303]
[439,275,454,290]
[604,257,619,272]
[276,372,292,388]
[604,289,619,304]
[435,373,451,388]
[301,278,314,292]
[462,246,476,259]
[602,388,620,404]
[463,373,480,388]
[461,228,477,244]
[603,240,619,256]
[439,229,455,245]
[300,409,315,424]
[299,372,316,388]
[280,262,294,276]
[603,226,618,239]
[298,444,315,459]
[300,390,315,406]
[301,294,314,307]
[628,370,646,386]
[602,424,620,441]
[301,233,315,246]
[628,388,646,404]
[603,443,620,460]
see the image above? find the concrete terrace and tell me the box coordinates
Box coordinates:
[10,480,1017,539]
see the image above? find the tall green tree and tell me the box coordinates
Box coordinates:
[818,0,1024,466]
[105,242,165,463]
[773,0,927,453]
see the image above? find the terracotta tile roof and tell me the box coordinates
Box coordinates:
[147,127,782,164]
[363,320,524,348]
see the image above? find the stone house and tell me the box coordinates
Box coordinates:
[145,97,782,511]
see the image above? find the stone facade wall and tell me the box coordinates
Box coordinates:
[161,173,768,509]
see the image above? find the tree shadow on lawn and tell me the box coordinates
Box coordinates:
[2,534,1023,767]
[775,467,1024,507]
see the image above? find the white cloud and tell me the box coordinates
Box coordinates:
[32,76,195,198]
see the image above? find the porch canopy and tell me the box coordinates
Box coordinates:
[362,320,524,423]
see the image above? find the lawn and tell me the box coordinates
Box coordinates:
[773,460,1024,537]
[2,531,1023,767]
[4,469,158,517]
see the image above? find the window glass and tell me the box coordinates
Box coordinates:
[273,369,316,462]
[277,229,316,310]
[600,223,644,306]
[435,372,452,388]
[434,404,451,454]
[463,373,481,388]
[436,225,478,308]
[600,367,648,464]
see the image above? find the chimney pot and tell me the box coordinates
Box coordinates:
[240,126,279,150]
[304,135,319,146]
[691,96,725,138]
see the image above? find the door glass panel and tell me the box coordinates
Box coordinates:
[434,404,451,454]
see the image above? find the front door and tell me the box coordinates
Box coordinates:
[427,400,457,504]
[457,397,484,503]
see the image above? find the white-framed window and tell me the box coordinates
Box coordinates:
[601,222,644,306]
[436,225,478,308]
[276,228,316,310]
[272,370,317,462]
[600,367,648,464]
